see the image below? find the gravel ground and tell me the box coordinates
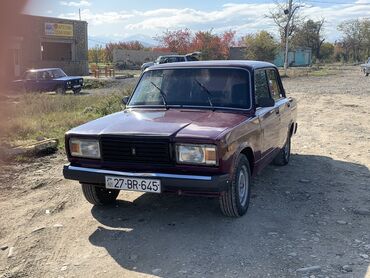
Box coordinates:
[0,66,369,278]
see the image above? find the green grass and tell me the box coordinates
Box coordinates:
[0,91,131,149]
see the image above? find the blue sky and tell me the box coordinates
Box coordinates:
[25,0,370,46]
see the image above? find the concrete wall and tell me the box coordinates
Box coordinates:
[113,49,177,69]
[11,15,89,76]
[228,47,312,67]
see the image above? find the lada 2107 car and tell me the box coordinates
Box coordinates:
[63,61,297,217]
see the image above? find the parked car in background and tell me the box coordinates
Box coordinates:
[360,57,370,76]
[63,60,298,217]
[12,68,84,94]
[141,52,201,71]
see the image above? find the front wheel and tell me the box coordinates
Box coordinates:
[55,86,66,94]
[219,154,251,217]
[81,184,119,205]
[73,88,82,94]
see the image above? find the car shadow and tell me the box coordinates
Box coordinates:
[88,154,370,277]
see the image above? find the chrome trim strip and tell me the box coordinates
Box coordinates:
[67,165,212,181]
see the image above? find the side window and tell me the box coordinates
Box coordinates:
[178,57,185,62]
[25,72,36,80]
[267,69,283,101]
[254,70,270,106]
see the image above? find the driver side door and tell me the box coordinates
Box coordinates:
[254,69,281,161]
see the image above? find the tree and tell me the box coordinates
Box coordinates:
[320,42,335,62]
[155,29,236,59]
[155,29,192,54]
[337,18,370,62]
[241,31,279,62]
[267,0,303,73]
[291,19,326,60]
[88,45,106,64]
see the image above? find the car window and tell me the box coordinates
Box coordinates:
[177,57,185,62]
[38,70,53,80]
[186,56,199,61]
[254,70,270,106]
[25,72,37,80]
[267,69,282,101]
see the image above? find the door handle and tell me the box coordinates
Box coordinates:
[275,109,280,115]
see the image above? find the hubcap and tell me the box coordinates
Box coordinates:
[238,165,249,206]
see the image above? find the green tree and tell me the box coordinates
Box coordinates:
[88,45,105,64]
[242,31,279,62]
[291,19,325,60]
[337,19,370,62]
[320,42,335,62]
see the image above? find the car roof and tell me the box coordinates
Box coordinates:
[149,60,277,71]
[26,68,61,72]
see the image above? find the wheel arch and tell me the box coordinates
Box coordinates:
[240,146,255,176]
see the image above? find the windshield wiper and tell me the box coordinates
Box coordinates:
[150,82,169,109]
[194,79,214,111]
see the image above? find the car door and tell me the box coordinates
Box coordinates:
[24,71,37,91]
[266,68,290,148]
[254,69,281,159]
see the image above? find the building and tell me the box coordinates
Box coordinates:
[8,14,88,78]
[229,47,312,67]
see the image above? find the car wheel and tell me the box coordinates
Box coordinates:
[273,135,291,166]
[81,183,119,205]
[73,88,82,94]
[219,154,251,217]
[55,86,66,94]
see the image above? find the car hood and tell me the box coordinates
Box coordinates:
[67,108,250,140]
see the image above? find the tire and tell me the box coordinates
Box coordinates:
[219,154,251,217]
[273,135,291,166]
[73,88,82,94]
[55,86,66,94]
[81,183,119,205]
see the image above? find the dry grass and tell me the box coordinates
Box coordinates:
[0,91,130,148]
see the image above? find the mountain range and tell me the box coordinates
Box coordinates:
[88,34,158,48]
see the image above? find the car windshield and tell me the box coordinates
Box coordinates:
[129,68,250,109]
[50,69,67,78]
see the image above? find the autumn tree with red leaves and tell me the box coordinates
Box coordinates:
[155,29,236,60]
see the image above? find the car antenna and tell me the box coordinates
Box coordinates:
[194,79,214,111]
[150,82,169,110]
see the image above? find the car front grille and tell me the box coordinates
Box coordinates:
[100,136,171,164]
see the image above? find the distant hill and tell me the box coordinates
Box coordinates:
[88,34,157,48]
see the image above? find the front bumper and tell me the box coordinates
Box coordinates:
[63,165,230,194]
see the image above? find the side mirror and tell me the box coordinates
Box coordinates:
[257,97,275,108]
[122,96,130,105]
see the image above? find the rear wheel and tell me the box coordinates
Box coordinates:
[273,135,291,166]
[81,183,119,205]
[219,154,251,217]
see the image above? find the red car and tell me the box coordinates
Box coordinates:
[63,61,297,217]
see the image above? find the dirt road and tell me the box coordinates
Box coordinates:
[0,66,369,278]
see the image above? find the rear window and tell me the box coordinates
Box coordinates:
[129,68,251,109]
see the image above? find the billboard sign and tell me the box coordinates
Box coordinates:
[45,22,73,37]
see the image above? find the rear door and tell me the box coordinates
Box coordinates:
[254,69,281,159]
[266,68,290,148]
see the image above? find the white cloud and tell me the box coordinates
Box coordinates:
[58,2,370,41]
[60,1,91,7]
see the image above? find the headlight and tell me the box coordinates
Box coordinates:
[69,138,100,159]
[176,144,217,166]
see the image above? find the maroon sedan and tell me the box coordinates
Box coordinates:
[63,61,297,217]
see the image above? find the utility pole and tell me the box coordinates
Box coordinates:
[284,0,293,76]
[79,8,81,20]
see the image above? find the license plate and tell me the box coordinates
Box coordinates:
[105,176,161,193]
[73,85,81,88]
